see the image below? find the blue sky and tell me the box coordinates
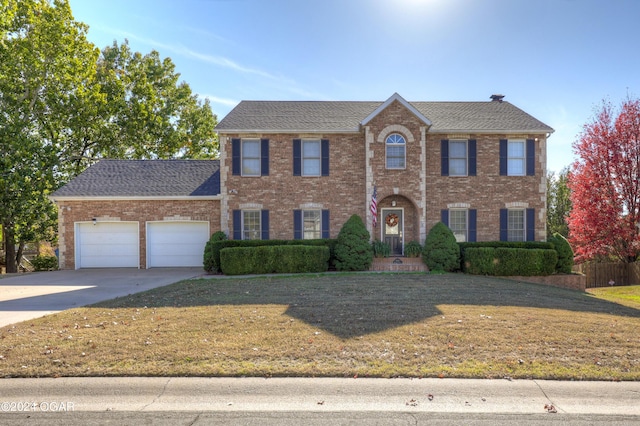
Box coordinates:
[68,0,640,173]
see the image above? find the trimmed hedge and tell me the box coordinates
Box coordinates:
[203,238,337,273]
[463,247,557,276]
[220,245,330,275]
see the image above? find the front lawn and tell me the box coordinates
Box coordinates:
[1,274,638,380]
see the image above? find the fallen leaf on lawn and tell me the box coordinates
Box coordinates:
[406,399,418,406]
[544,403,557,413]
[427,394,434,401]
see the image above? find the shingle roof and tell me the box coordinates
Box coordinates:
[215,99,554,133]
[51,160,220,198]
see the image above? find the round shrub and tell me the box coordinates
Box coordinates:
[334,214,373,271]
[422,222,460,272]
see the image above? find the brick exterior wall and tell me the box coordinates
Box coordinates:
[222,133,367,240]
[219,99,548,247]
[57,99,547,269]
[56,199,220,269]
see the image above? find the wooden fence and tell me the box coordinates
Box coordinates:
[573,262,640,288]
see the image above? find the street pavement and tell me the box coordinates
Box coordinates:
[0,268,204,327]
[0,377,639,425]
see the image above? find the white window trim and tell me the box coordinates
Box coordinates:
[241,139,261,177]
[449,209,468,243]
[507,139,526,176]
[302,209,322,240]
[302,139,321,176]
[449,139,468,177]
[507,208,526,242]
[385,133,406,170]
[242,210,262,240]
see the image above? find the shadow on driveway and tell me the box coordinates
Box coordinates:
[0,268,204,327]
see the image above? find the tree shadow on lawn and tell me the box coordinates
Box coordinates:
[93,273,640,339]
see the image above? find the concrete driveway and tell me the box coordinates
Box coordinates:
[0,268,205,328]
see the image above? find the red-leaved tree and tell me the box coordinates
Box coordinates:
[567,98,640,263]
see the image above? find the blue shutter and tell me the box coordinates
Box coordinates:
[232,138,241,176]
[233,210,242,240]
[526,208,535,241]
[499,209,508,241]
[261,138,269,176]
[499,139,508,176]
[526,139,535,176]
[321,139,329,176]
[293,210,302,240]
[468,209,477,242]
[441,209,449,226]
[468,139,477,176]
[261,210,269,240]
[322,210,330,239]
[441,140,449,176]
[293,139,301,176]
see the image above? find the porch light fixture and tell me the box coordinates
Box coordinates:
[391,200,397,207]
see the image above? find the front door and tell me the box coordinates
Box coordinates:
[382,209,403,256]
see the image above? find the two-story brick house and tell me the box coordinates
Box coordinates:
[51,93,553,269]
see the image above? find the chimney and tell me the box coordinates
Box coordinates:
[490,94,505,102]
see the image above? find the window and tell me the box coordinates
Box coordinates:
[241,139,260,176]
[507,140,525,176]
[232,138,269,176]
[294,209,330,239]
[303,210,321,239]
[293,139,329,176]
[507,210,525,242]
[302,140,321,176]
[449,140,467,176]
[242,211,261,240]
[386,134,406,169]
[449,210,468,242]
[500,139,535,176]
[233,209,269,240]
[441,208,477,242]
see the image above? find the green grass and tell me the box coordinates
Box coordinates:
[588,285,640,309]
[0,273,638,380]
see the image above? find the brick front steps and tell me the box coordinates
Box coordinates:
[370,257,428,272]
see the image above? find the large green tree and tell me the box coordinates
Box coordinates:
[546,167,571,239]
[1,0,218,272]
[0,0,98,272]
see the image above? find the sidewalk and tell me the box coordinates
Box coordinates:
[1,377,638,415]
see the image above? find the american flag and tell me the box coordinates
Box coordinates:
[370,186,378,227]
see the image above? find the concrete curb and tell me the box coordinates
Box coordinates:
[0,377,638,415]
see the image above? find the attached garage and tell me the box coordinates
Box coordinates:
[75,222,139,269]
[147,221,209,268]
[50,160,221,270]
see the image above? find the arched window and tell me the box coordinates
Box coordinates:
[386,133,406,169]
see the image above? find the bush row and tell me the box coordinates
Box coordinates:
[462,247,558,276]
[221,245,330,275]
[204,237,337,273]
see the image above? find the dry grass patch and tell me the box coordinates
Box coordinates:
[0,273,639,380]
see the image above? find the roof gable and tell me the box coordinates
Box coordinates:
[51,160,221,199]
[360,93,432,127]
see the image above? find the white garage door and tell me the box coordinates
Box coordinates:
[76,222,139,268]
[147,222,209,268]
